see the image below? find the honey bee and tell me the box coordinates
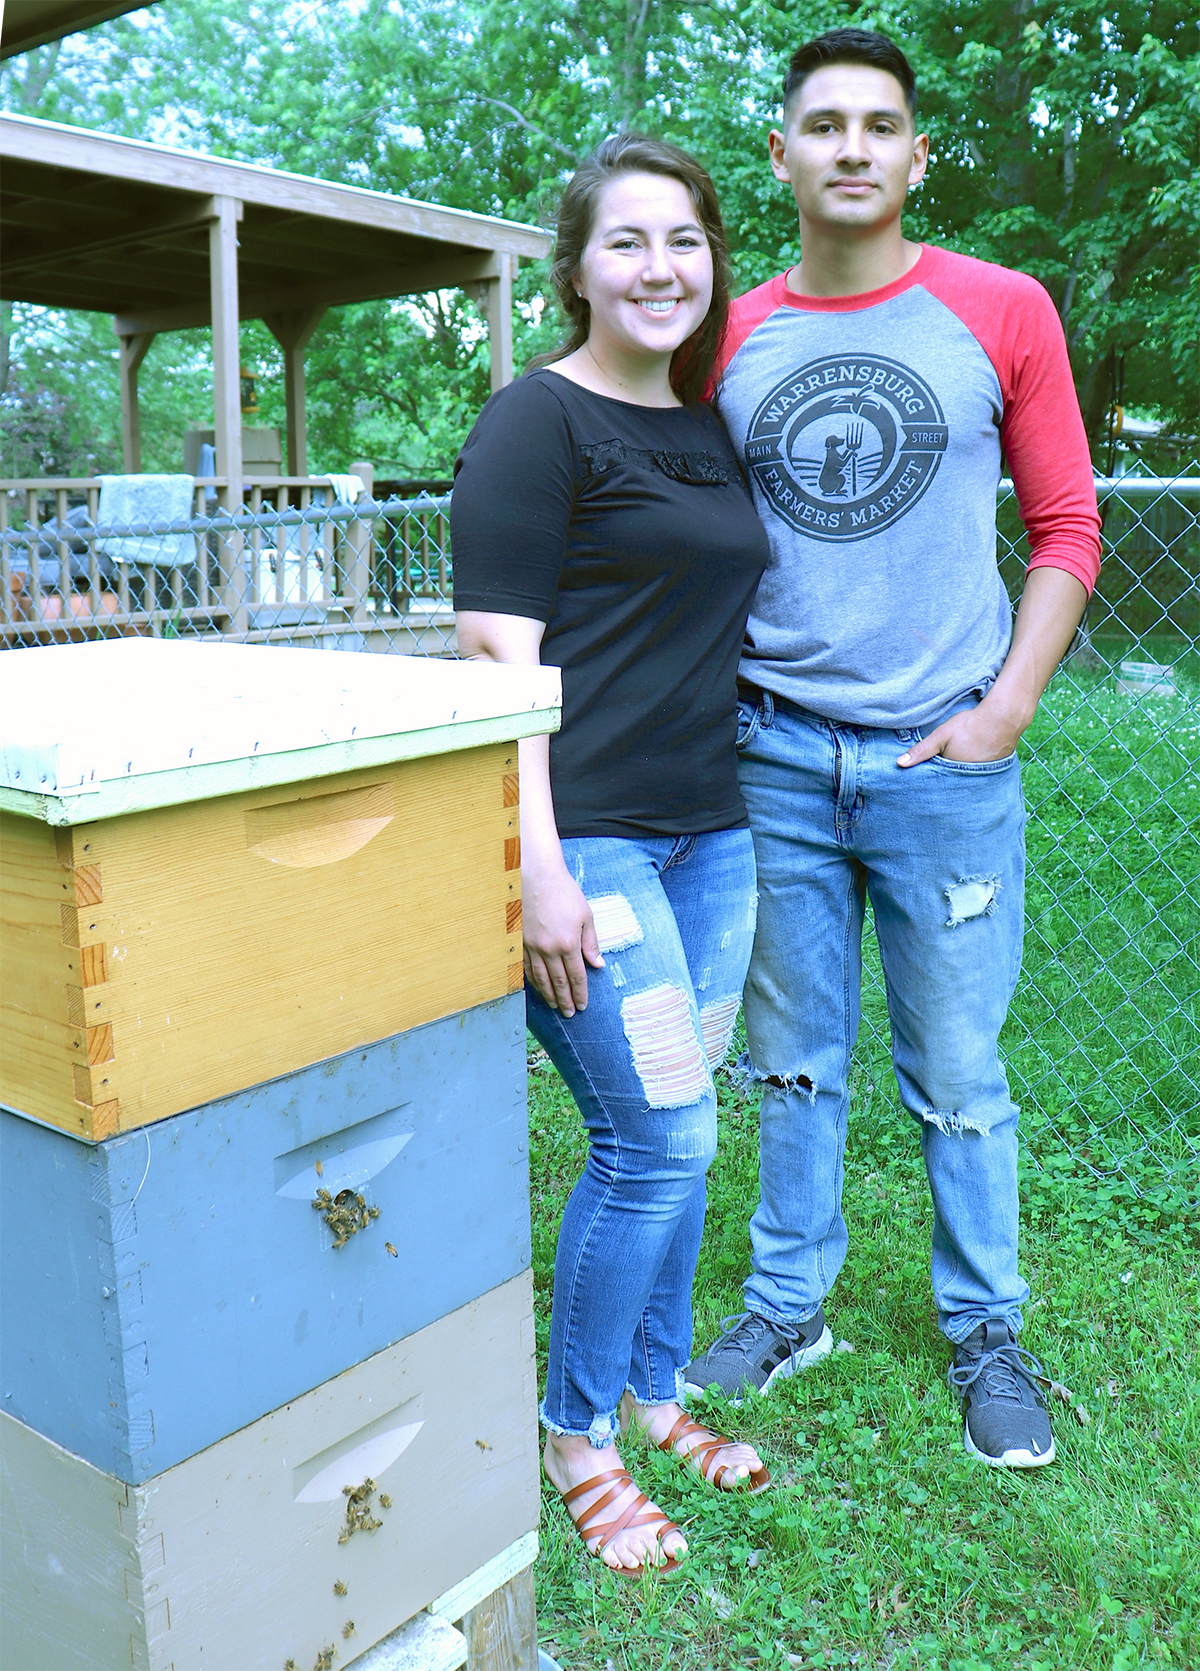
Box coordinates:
[315,1158,323,1176]
[333,1581,347,1597]
[384,1243,398,1257]
[378,1493,392,1509]
[342,1621,356,1639]
[475,1438,492,1451]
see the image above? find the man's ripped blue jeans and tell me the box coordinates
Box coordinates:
[735,688,1030,1343]
[528,828,757,1446]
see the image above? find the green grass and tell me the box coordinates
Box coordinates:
[526,669,1200,1670]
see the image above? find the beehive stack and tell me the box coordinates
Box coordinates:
[0,639,560,1671]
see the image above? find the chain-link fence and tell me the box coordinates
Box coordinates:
[981,468,1196,1194]
[851,463,1198,1199]
[3,468,1197,1193]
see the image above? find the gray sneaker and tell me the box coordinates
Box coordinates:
[948,1320,1056,1468]
[684,1309,834,1402]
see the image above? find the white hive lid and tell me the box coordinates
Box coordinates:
[0,639,560,824]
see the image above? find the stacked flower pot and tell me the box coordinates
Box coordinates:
[0,639,559,1671]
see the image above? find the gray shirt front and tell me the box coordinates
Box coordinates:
[712,247,1101,730]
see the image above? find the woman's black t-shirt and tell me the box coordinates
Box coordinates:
[450,369,770,839]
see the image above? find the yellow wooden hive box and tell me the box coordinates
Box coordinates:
[0,640,559,1140]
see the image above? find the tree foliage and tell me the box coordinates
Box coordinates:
[2,0,1195,475]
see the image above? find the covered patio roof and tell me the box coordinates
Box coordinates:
[0,113,553,483]
[0,2,154,59]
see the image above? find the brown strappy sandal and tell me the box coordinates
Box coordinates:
[559,1466,686,1576]
[656,1412,772,1494]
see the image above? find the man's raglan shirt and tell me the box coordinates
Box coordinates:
[711,244,1102,730]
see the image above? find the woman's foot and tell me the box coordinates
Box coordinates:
[620,1394,769,1490]
[543,1432,687,1572]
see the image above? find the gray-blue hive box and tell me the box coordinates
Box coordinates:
[1,995,530,1481]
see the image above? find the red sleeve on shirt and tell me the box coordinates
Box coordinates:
[918,247,1101,595]
[704,276,788,402]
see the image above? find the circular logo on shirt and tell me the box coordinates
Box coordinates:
[744,353,948,541]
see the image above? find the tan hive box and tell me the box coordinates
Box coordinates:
[0,639,559,1140]
[0,1272,539,1671]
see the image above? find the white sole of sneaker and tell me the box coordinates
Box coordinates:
[963,1423,1056,1468]
[684,1324,835,1404]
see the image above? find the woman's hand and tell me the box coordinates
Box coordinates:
[454,609,604,1016]
[521,847,604,1017]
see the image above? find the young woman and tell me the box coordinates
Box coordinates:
[451,134,771,1575]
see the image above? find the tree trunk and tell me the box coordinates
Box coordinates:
[0,303,12,400]
[992,0,1037,208]
[619,0,652,128]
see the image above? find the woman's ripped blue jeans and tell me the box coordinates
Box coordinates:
[528,828,757,1446]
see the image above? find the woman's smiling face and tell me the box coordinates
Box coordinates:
[575,172,714,370]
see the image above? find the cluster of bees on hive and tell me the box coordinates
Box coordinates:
[339,1475,392,1543]
[311,1185,380,1247]
[310,1158,398,1253]
[282,1478,394,1667]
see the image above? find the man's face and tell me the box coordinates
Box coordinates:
[769,63,928,236]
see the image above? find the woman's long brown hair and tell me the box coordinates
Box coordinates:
[526,133,732,406]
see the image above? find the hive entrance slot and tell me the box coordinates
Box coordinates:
[293,1394,424,1503]
[245,781,394,868]
[274,1104,412,1199]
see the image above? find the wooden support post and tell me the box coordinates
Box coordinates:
[483,252,516,394]
[344,518,371,624]
[263,307,326,476]
[349,461,375,501]
[343,458,374,621]
[283,338,307,477]
[117,331,155,472]
[210,195,246,633]
[210,196,244,496]
[463,1566,538,1671]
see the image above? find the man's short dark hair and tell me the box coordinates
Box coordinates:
[782,28,917,120]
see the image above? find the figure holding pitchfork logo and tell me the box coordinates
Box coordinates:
[816,421,866,498]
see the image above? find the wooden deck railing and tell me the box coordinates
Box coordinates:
[0,478,455,652]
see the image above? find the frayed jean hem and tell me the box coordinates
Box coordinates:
[624,1367,687,1409]
[540,1399,618,1449]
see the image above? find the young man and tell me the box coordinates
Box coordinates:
[685,28,1101,1467]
